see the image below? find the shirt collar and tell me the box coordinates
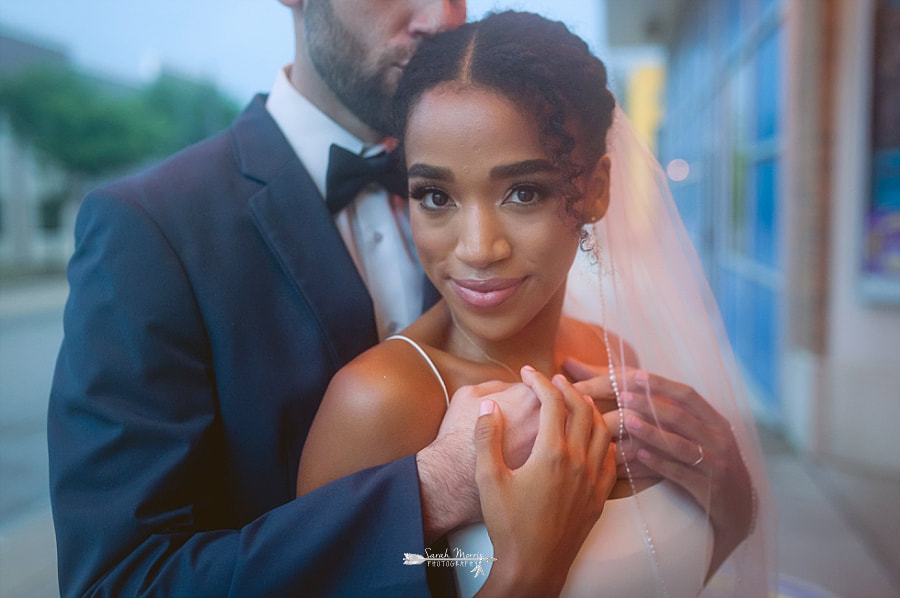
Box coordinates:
[265,65,386,197]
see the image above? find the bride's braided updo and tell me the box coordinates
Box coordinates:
[393,10,617,228]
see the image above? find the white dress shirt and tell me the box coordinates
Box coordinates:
[266,66,424,340]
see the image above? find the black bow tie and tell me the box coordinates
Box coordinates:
[324,144,407,214]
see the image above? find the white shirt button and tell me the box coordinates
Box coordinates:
[373,232,383,244]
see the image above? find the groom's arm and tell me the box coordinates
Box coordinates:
[48,191,431,597]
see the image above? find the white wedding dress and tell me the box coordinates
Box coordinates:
[387,335,714,598]
[449,481,712,598]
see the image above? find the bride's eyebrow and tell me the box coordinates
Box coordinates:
[489,159,555,179]
[407,163,454,181]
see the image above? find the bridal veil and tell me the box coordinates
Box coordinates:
[564,107,777,597]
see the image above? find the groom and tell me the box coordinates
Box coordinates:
[47,1,578,597]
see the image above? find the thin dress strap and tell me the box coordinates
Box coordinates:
[385,335,450,408]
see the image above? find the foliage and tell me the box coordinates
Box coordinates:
[143,72,239,152]
[0,64,239,177]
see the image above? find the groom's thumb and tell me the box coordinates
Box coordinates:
[474,400,506,486]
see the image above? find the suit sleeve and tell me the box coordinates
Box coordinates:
[48,191,431,597]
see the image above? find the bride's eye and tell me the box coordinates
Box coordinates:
[410,185,456,211]
[503,184,545,206]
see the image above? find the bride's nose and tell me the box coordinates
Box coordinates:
[454,205,512,268]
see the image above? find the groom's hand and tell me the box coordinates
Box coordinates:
[564,357,755,576]
[416,380,539,544]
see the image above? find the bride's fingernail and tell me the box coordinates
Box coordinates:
[522,365,535,373]
[634,370,649,385]
[479,400,495,416]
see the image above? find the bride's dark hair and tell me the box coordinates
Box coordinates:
[392,10,617,225]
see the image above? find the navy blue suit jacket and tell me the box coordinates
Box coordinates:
[48,96,437,597]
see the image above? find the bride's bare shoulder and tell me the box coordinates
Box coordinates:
[296,337,447,496]
[323,338,448,430]
[323,303,453,431]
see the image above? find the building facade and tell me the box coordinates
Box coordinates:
[611,0,900,474]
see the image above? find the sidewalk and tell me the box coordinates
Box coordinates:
[763,430,900,597]
[0,509,58,598]
[0,276,66,598]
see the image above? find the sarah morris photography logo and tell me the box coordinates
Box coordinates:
[403,547,497,578]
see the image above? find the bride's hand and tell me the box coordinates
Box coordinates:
[417,380,540,543]
[564,358,754,576]
[473,367,616,598]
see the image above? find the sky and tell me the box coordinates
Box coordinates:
[0,0,607,105]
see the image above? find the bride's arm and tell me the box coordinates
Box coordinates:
[297,343,447,497]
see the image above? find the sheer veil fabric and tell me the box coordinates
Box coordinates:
[563,107,777,596]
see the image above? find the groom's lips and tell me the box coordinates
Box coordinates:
[451,278,525,309]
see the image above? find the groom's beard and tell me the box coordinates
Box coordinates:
[305,0,408,135]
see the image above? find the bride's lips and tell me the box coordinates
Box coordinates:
[451,278,525,309]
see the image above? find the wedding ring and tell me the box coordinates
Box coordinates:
[692,444,704,467]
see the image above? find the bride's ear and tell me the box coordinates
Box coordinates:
[583,155,611,223]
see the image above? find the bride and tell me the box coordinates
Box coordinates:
[297,11,774,597]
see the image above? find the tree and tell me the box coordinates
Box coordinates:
[142,71,239,153]
[0,64,239,178]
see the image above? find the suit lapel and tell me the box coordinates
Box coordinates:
[233,96,378,369]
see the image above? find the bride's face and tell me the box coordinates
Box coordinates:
[404,85,590,341]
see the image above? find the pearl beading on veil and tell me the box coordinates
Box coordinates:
[596,243,671,598]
